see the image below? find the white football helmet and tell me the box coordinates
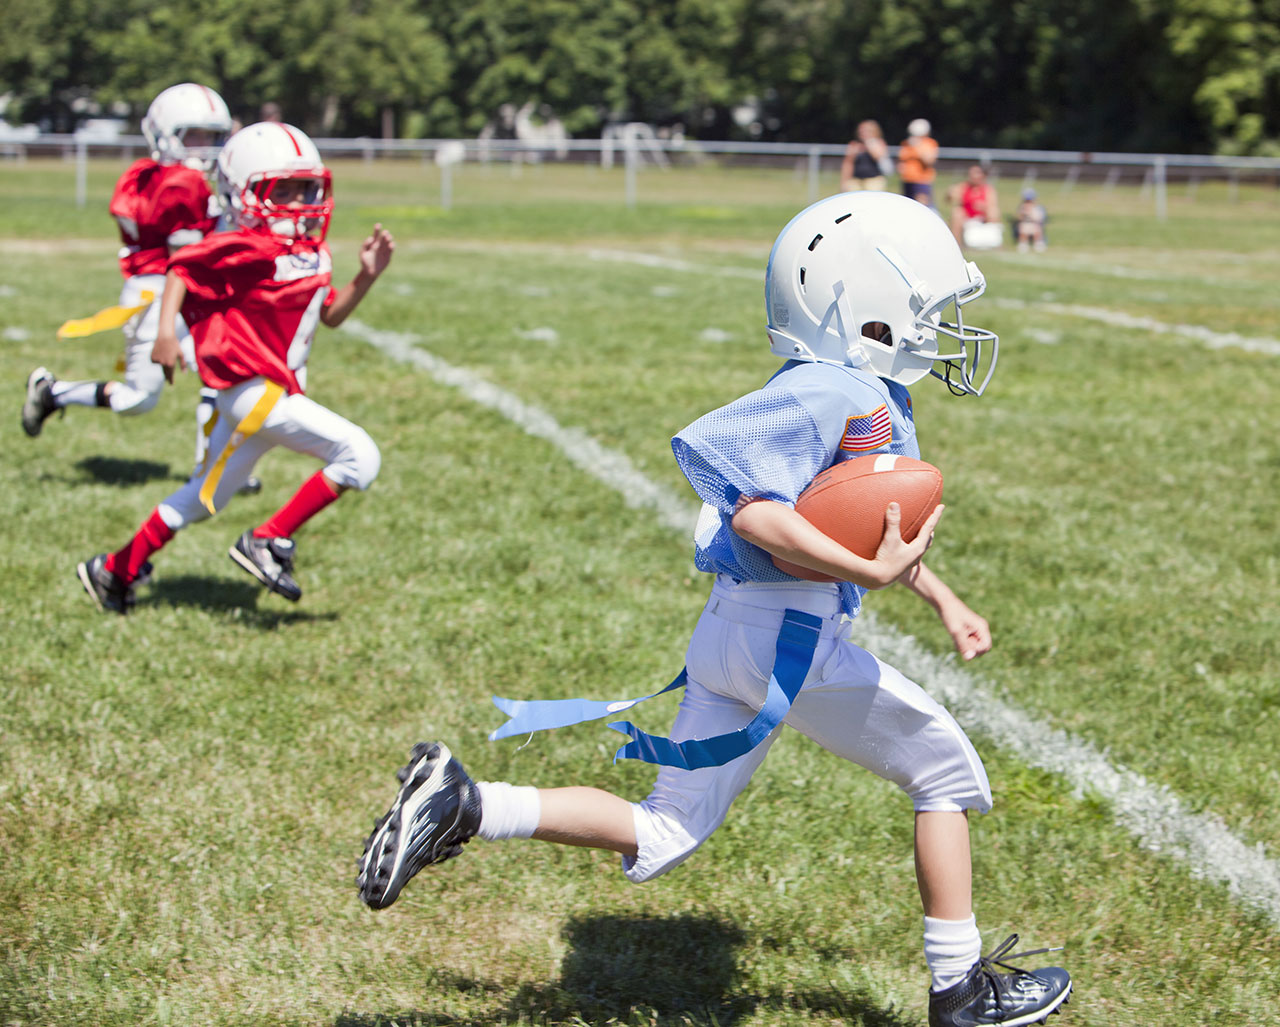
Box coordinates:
[765,192,998,396]
[216,122,333,240]
[142,83,232,169]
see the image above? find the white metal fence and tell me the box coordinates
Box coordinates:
[7,131,1279,219]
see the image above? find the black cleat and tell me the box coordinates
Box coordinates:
[22,367,60,437]
[929,935,1072,1027]
[76,553,136,615]
[229,531,301,601]
[237,476,263,496]
[357,742,483,910]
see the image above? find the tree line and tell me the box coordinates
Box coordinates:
[2,0,1277,154]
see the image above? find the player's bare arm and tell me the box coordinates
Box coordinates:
[151,270,188,384]
[899,561,992,661]
[321,224,395,328]
[731,497,942,589]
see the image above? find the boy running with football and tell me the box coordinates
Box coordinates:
[355,193,1071,1026]
[22,83,233,475]
[77,121,393,613]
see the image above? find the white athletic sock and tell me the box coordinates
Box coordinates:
[50,379,103,408]
[475,781,540,841]
[924,914,982,992]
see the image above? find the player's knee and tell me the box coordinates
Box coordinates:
[325,428,380,491]
[621,801,705,884]
[110,383,162,416]
[156,496,208,532]
[904,759,993,815]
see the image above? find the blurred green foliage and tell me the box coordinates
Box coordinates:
[2,0,1279,153]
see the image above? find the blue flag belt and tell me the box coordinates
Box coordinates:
[489,608,824,769]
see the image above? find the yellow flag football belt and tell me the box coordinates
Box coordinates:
[198,382,285,515]
[57,290,156,339]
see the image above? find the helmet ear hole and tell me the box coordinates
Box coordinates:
[861,322,892,347]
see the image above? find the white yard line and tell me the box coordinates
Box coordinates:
[583,246,1280,358]
[992,297,1280,356]
[584,248,762,280]
[342,317,1280,928]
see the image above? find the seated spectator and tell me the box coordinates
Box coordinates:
[841,120,893,192]
[1015,188,1048,252]
[897,118,938,206]
[948,164,1002,248]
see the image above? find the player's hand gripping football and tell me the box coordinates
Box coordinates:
[359,224,395,279]
[872,501,943,586]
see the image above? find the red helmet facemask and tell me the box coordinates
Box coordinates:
[240,171,334,241]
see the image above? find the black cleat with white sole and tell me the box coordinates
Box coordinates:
[22,367,60,438]
[77,553,137,614]
[357,741,483,910]
[929,935,1072,1027]
[229,531,301,601]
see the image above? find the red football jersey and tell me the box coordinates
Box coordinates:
[109,159,217,277]
[169,231,335,395]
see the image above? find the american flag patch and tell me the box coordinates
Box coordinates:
[839,404,892,452]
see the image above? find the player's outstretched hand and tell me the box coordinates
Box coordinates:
[151,331,185,385]
[360,224,395,279]
[870,501,943,586]
[937,599,992,661]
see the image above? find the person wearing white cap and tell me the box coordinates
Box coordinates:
[898,118,939,206]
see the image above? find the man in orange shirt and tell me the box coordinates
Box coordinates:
[898,118,939,207]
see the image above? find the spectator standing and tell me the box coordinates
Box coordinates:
[840,119,893,192]
[898,118,939,206]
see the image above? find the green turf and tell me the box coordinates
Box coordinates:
[1,157,1278,1025]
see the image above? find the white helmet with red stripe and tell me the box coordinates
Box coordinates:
[216,121,334,240]
[142,83,232,169]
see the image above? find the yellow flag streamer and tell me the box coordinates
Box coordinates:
[56,290,156,339]
[198,382,284,514]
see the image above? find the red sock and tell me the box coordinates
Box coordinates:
[104,509,175,583]
[253,471,341,539]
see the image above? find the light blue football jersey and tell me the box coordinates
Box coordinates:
[671,360,921,615]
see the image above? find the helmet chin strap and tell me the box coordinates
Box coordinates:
[830,278,871,368]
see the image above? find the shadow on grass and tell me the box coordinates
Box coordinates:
[72,456,184,487]
[143,575,338,626]
[334,912,920,1027]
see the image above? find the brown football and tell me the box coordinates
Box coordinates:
[771,454,944,582]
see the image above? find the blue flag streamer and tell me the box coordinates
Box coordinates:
[489,609,824,770]
[489,672,688,740]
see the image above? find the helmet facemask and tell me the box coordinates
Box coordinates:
[919,267,998,396]
[228,171,333,241]
[873,249,998,396]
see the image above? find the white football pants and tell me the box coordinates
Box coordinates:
[624,576,992,883]
[156,376,380,531]
[114,274,195,416]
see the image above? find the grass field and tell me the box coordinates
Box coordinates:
[1,155,1278,1026]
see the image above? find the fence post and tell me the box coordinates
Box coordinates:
[624,128,638,208]
[808,147,820,202]
[1154,156,1167,220]
[75,136,88,208]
